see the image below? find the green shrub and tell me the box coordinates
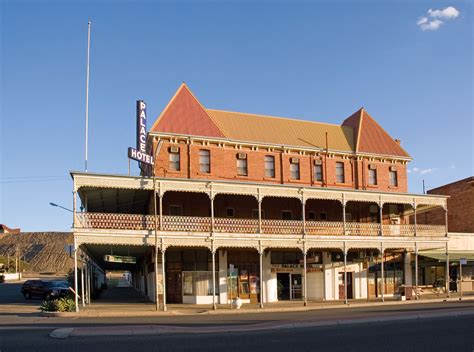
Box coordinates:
[40,297,75,312]
[40,299,58,312]
[56,297,76,312]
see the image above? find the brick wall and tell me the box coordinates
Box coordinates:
[426,177,474,232]
[152,139,408,193]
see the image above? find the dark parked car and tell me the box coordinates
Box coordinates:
[21,280,70,300]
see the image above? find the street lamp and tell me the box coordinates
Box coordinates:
[49,202,73,213]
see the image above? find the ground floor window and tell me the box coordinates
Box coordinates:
[182,271,219,296]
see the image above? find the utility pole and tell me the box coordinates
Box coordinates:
[84,20,91,172]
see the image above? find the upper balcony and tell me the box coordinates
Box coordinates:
[71,172,448,239]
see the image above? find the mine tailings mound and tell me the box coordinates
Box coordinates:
[0,232,73,275]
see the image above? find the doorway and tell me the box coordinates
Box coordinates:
[338,272,353,300]
[277,273,302,300]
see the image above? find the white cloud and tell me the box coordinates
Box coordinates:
[428,7,459,19]
[418,18,443,31]
[409,167,437,175]
[417,6,460,31]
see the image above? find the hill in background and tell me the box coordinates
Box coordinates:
[0,232,73,274]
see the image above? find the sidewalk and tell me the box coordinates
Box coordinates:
[50,303,474,339]
[49,287,474,318]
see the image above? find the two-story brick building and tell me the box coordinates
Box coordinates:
[71,84,449,311]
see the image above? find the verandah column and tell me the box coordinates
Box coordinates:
[74,237,79,312]
[343,242,348,305]
[153,180,159,311]
[446,243,450,298]
[258,190,263,234]
[210,185,215,233]
[301,190,306,236]
[303,246,307,307]
[211,243,217,310]
[259,244,264,309]
[378,198,383,236]
[414,242,419,300]
[380,244,385,302]
[342,194,347,236]
[161,245,167,311]
[445,204,450,298]
[413,199,417,237]
[81,258,85,307]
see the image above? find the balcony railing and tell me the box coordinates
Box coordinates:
[306,221,344,236]
[74,213,446,237]
[345,222,380,236]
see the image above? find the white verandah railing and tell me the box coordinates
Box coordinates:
[74,212,446,237]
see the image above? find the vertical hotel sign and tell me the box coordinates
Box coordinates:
[128,100,154,165]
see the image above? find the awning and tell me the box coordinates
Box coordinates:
[418,250,474,262]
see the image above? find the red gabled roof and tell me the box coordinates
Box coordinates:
[342,108,410,158]
[150,83,225,138]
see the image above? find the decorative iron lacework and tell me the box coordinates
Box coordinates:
[345,222,380,236]
[162,216,211,232]
[214,218,259,233]
[261,219,303,235]
[305,221,344,236]
[75,213,155,230]
[73,174,448,209]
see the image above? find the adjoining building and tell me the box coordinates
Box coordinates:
[71,84,450,311]
[416,177,474,294]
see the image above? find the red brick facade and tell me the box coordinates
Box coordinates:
[425,177,474,232]
[152,139,408,193]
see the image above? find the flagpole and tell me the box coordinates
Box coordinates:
[85,20,91,172]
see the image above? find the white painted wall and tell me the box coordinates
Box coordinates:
[263,253,277,303]
[323,252,334,300]
[404,253,413,286]
[218,250,227,304]
[448,233,474,251]
[146,272,155,302]
[306,272,324,300]
[1,273,21,281]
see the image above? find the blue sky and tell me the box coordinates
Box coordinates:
[1,0,472,231]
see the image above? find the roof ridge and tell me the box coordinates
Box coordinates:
[355,107,364,152]
[206,108,345,128]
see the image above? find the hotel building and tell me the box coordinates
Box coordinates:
[71,84,449,310]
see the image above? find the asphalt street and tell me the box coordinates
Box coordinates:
[1,281,474,351]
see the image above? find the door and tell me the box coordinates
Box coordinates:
[291,274,302,300]
[338,273,354,299]
[166,271,182,303]
[277,273,290,300]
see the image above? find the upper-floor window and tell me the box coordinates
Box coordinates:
[368,167,377,185]
[199,150,210,173]
[265,155,275,178]
[169,147,180,171]
[389,170,398,187]
[281,210,293,220]
[336,162,345,183]
[236,153,248,176]
[290,158,300,180]
[314,163,323,182]
[226,208,235,217]
[169,205,183,216]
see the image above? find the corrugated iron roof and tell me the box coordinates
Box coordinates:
[206,109,354,152]
[150,84,411,158]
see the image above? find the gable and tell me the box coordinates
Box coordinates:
[150,84,225,138]
[357,110,410,158]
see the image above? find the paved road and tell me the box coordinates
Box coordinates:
[1,315,473,352]
[2,281,474,351]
